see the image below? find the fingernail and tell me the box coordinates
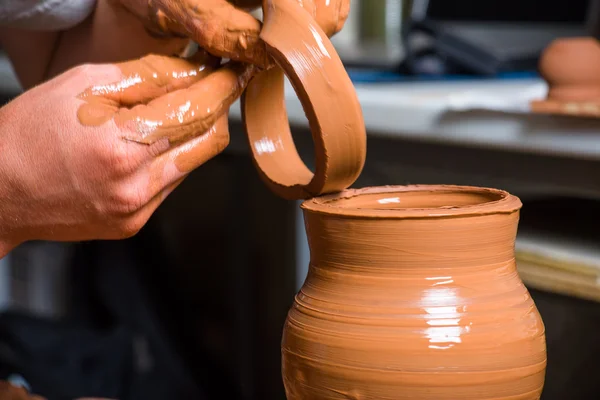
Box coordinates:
[238,34,248,50]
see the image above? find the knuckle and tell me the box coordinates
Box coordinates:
[69,63,97,85]
[104,142,141,177]
[108,184,146,216]
[116,216,147,239]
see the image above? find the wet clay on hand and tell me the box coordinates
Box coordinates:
[120,0,268,66]
[74,0,362,201]
[241,0,366,200]
[532,37,600,117]
[283,185,547,399]
[123,0,350,66]
[77,51,256,170]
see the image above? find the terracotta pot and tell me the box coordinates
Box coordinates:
[282,185,547,399]
[539,37,600,102]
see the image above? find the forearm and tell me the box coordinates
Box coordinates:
[47,0,191,79]
[1,0,190,89]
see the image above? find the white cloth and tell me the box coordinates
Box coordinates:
[0,0,97,30]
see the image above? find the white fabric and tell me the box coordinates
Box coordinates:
[0,0,97,30]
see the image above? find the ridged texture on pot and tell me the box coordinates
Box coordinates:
[282,185,547,400]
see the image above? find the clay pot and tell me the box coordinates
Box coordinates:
[539,37,600,102]
[282,185,547,399]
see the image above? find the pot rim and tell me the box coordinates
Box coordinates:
[301,185,522,219]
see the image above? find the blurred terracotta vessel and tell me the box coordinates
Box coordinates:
[532,37,600,116]
[282,185,547,399]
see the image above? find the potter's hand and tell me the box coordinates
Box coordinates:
[228,0,351,36]
[0,53,255,257]
[117,0,350,67]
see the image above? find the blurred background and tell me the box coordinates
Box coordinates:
[2,0,600,399]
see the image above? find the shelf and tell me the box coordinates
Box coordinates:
[516,197,600,302]
[229,77,600,162]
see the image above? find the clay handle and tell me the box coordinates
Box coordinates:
[241,0,367,200]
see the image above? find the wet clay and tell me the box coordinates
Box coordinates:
[137,0,349,66]
[532,37,600,117]
[282,185,547,399]
[74,0,362,199]
[123,0,269,66]
[77,51,255,165]
[241,0,366,200]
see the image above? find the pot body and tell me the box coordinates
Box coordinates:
[282,186,547,400]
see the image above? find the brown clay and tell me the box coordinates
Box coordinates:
[77,52,255,148]
[172,113,230,172]
[127,0,349,66]
[121,0,270,66]
[532,37,600,117]
[73,0,362,200]
[282,185,547,399]
[241,0,366,200]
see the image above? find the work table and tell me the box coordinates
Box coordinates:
[229,76,600,161]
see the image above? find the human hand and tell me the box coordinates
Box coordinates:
[117,0,350,66]
[0,52,255,256]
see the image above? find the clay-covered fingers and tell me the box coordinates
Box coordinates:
[112,115,229,239]
[150,0,270,66]
[116,61,256,145]
[159,113,230,174]
[313,0,350,36]
[147,114,229,198]
[77,52,220,126]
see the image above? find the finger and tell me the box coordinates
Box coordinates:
[77,51,220,126]
[313,0,349,36]
[141,114,229,202]
[152,0,271,66]
[334,0,350,34]
[121,175,187,239]
[167,113,230,174]
[116,62,255,145]
[162,112,229,176]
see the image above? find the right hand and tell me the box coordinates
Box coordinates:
[117,0,351,67]
[0,52,254,254]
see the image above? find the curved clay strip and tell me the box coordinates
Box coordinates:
[241,0,366,200]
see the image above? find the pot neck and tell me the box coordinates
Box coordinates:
[303,211,519,273]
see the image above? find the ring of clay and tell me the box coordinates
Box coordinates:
[241,0,367,200]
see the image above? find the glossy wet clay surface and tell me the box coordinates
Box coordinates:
[76,0,366,200]
[242,0,366,199]
[282,186,547,399]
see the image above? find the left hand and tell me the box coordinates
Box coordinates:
[117,0,350,67]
